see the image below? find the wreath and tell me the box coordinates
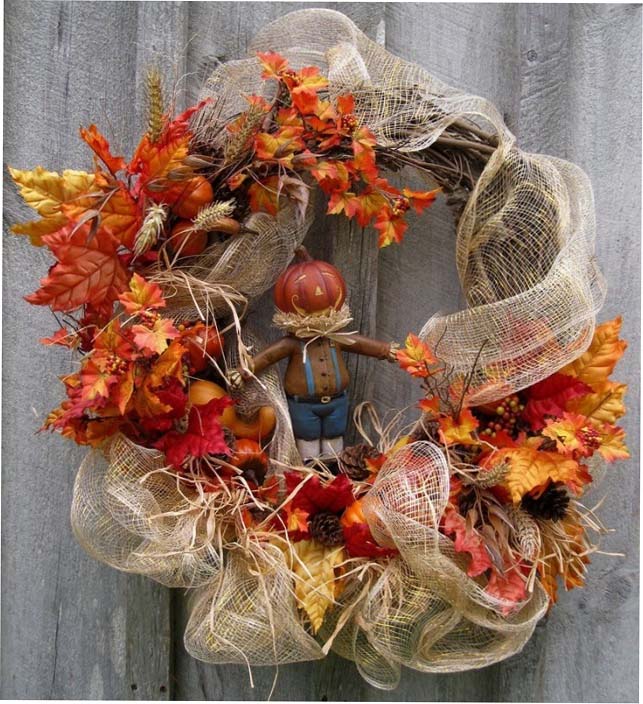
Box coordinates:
[7,9,630,691]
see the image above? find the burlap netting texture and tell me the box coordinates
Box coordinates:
[70,9,600,688]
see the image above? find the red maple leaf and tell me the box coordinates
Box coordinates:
[155,397,233,469]
[523,373,592,430]
[285,472,355,515]
[26,223,129,312]
[343,522,398,559]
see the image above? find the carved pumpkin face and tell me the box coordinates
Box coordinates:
[274,258,347,314]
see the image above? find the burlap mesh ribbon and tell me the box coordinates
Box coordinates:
[69,9,601,687]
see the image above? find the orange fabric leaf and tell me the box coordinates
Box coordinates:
[560,316,627,387]
[541,413,600,458]
[119,273,166,315]
[132,317,179,356]
[442,506,492,577]
[438,409,479,446]
[248,175,280,215]
[566,381,627,425]
[26,223,129,312]
[402,187,441,214]
[493,447,584,503]
[597,424,630,462]
[257,51,289,79]
[80,124,127,174]
[374,213,408,247]
[396,333,437,377]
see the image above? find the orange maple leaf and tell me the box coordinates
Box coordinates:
[596,424,630,462]
[418,396,440,415]
[257,51,289,79]
[309,160,350,195]
[374,213,408,247]
[109,364,135,415]
[248,175,280,215]
[80,355,117,402]
[345,190,388,228]
[560,317,627,388]
[541,413,601,458]
[438,409,479,446]
[491,447,585,503]
[129,132,191,190]
[132,316,179,355]
[254,127,305,166]
[119,273,166,315]
[402,187,441,214]
[135,341,187,418]
[285,67,329,114]
[26,223,129,312]
[80,124,127,175]
[396,333,437,377]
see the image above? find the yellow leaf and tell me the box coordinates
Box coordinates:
[597,425,630,463]
[8,166,96,245]
[438,409,479,445]
[494,447,581,504]
[9,166,95,218]
[567,381,627,425]
[561,317,627,387]
[289,539,345,634]
[10,213,69,246]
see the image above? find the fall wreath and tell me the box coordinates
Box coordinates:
[7,10,630,691]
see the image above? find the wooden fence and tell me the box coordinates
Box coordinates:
[2,2,640,700]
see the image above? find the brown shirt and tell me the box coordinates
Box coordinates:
[243,334,392,398]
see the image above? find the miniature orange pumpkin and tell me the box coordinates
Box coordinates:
[184,325,223,373]
[188,380,276,440]
[274,246,346,315]
[172,176,214,219]
[168,220,208,257]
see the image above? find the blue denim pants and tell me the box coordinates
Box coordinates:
[287,392,348,440]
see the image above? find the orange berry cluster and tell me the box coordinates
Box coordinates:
[478,394,525,439]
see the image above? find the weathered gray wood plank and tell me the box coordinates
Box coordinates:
[2,1,174,698]
[498,5,641,702]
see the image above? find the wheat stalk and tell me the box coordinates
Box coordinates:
[508,506,541,561]
[192,200,236,231]
[134,203,168,256]
[223,103,266,165]
[145,67,165,143]
[462,460,509,489]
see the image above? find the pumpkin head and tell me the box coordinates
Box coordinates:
[274,246,346,315]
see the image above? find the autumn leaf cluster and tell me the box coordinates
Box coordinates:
[397,318,629,606]
[220,51,440,247]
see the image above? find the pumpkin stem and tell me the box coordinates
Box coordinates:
[294,245,313,262]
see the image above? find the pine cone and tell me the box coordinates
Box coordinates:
[339,443,380,481]
[309,511,344,547]
[410,419,440,443]
[522,483,570,521]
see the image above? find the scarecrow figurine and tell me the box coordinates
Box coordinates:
[228,247,397,461]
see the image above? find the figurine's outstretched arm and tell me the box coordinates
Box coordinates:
[342,334,398,362]
[228,337,298,388]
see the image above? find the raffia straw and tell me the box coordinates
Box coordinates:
[272,303,358,362]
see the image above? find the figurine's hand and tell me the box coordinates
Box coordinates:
[387,342,400,363]
[227,369,245,390]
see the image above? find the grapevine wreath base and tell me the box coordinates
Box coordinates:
[8,9,630,691]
